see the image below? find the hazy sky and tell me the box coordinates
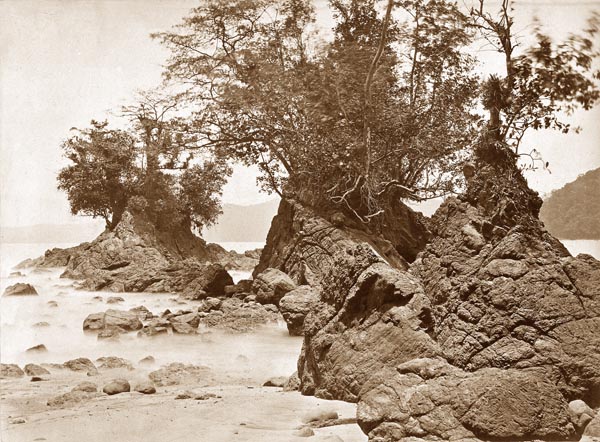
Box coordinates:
[1,0,599,227]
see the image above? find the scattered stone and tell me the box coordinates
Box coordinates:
[198,297,222,313]
[102,379,130,395]
[26,344,48,353]
[569,399,595,431]
[47,390,98,408]
[24,364,50,376]
[1,364,24,378]
[137,325,169,337]
[194,392,220,400]
[175,390,194,400]
[47,300,58,307]
[129,305,152,320]
[9,418,26,424]
[106,296,125,304]
[82,312,105,331]
[301,410,339,424]
[64,358,97,373]
[263,376,287,387]
[293,427,315,437]
[134,381,156,394]
[252,268,296,305]
[3,283,38,296]
[96,356,133,370]
[170,312,200,328]
[97,327,123,340]
[171,322,197,334]
[72,381,97,393]
[139,356,155,365]
[103,309,143,331]
[149,363,212,387]
[283,372,301,392]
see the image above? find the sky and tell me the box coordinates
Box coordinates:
[0,0,599,228]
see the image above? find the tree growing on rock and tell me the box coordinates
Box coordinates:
[154,0,480,222]
[57,94,230,232]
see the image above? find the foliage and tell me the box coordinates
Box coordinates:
[539,168,600,239]
[154,0,480,221]
[57,121,139,228]
[57,94,231,231]
[471,1,600,157]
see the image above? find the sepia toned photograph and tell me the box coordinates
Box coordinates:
[1,0,599,441]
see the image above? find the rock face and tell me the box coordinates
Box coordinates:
[279,285,320,336]
[254,198,429,283]
[3,283,38,296]
[262,157,600,441]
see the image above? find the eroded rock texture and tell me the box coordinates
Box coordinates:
[18,210,235,294]
[263,159,600,441]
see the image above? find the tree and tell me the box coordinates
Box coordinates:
[57,120,139,229]
[471,0,600,166]
[154,0,479,222]
[57,94,231,232]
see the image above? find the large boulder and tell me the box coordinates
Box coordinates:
[3,283,37,296]
[252,268,296,305]
[279,285,320,335]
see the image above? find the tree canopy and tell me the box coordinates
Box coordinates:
[57,94,231,231]
[59,0,600,227]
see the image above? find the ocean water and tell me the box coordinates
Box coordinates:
[0,241,297,380]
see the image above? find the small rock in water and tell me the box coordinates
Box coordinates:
[139,356,155,365]
[26,344,48,353]
[24,364,50,376]
[96,356,133,370]
[3,283,38,296]
[102,379,130,395]
[9,271,24,277]
[47,300,58,307]
[30,376,46,382]
[263,376,287,387]
[1,364,24,378]
[171,322,197,334]
[106,296,125,304]
[301,409,339,424]
[91,296,103,302]
[72,381,97,393]
[97,327,123,341]
[33,322,50,327]
[134,381,156,394]
[64,358,97,373]
[9,418,26,425]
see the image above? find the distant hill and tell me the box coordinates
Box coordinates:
[203,199,280,243]
[0,222,105,244]
[540,168,600,239]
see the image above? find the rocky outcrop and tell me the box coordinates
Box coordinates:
[262,155,600,441]
[17,210,237,294]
